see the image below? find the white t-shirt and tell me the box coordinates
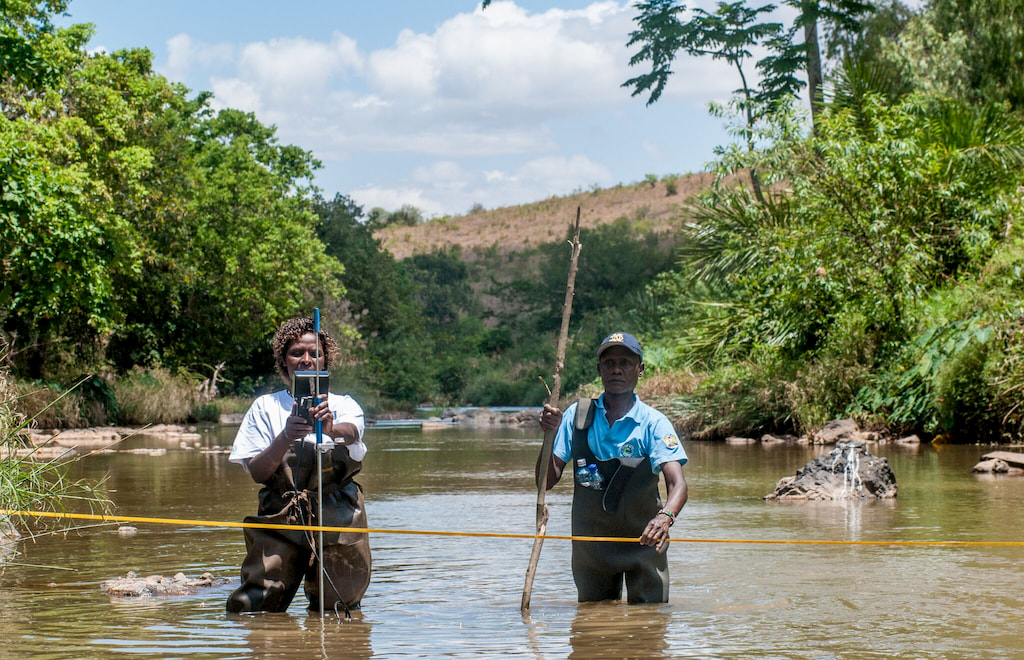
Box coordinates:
[229,390,367,469]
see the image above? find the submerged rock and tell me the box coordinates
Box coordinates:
[102,570,226,598]
[765,441,898,501]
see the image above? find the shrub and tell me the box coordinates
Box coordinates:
[662,174,679,196]
[932,338,1000,441]
[114,367,195,425]
[12,381,87,429]
[669,357,796,439]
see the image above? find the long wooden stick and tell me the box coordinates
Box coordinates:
[521,206,582,614]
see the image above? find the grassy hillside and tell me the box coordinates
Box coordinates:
[375,172,716,259]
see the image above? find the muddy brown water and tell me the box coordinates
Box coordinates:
[2,426,1023,658]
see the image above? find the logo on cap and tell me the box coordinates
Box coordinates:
[597,331,643,359]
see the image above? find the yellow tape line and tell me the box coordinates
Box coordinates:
[2,509,1023,546]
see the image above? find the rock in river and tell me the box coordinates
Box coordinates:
[765,441,898,501]
[102,571,226,598]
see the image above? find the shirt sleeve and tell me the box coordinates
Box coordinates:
[332,394,367,461]
[229,398,274,467]
[551,401,579,465]
[647,413,688,473]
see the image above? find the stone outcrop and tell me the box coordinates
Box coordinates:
[811,419,862,445]
[765,441,898,501]
[102,571,226,598]
[973,451,1024,474]
[440,407,541,427]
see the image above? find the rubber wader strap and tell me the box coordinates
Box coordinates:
[574,398,596,434]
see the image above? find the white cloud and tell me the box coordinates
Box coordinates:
[236,33,363,104]
[162,33,234,83]
[181,1,740,157]
[209,77,262,113]
[353,154,613,216]
[512,154,613,194]
[165,1,754,214]
[412,161,466,186]
[484,169,516,183]
[366,1,637,110]
[350,185,444,217]
[351,94,389,109]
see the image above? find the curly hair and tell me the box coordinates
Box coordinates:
[272,317,340,385]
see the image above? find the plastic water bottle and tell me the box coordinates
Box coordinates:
[575,459,592,487]
[587,463,605,491]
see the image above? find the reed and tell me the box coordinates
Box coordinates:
[113,367,195,425]
[11,382,87,429]
[0,347,111,539]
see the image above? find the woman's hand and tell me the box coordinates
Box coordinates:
[310,396,336,437]
[282,404,313,441]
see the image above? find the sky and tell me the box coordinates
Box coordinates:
[57,1,762,217]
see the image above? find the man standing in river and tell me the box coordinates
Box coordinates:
[538,331,687,603]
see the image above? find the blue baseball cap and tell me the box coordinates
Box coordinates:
[596,332,643,360]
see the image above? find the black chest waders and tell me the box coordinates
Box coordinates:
[570,399,669,603]
[226,440,371,614]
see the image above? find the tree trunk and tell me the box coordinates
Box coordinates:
[803,13,823,133]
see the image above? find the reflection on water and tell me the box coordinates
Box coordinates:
[2,425,1024,657]
[567,604,671,659]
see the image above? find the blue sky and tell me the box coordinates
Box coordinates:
[59,1,755,216]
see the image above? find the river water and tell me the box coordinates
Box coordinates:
[2,425,1023,658]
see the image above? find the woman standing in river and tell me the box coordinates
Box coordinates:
[225,317,371,614]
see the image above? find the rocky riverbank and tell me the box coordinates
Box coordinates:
[438,407,540,427]
[725,418,923,447]
[9,425,204,459]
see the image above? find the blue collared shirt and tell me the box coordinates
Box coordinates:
[552,394,687,474]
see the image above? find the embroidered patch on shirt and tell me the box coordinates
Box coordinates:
[662,434,680,449]
[621,442,636,457]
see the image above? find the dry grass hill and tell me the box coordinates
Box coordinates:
[375,171,719,259]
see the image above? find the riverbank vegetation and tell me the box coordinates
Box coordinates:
[3,0,1024,444]
[0,350,110,528]
[618,0,1024,441]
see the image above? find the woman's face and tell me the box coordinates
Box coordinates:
[284,332,326,382]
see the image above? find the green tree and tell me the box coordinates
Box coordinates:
[313,194,433,404]
[0,0,79,93]
[625,0,872,132]
[626,0,800,200]
[2,3,346,381]
[659,95,1024,433]
[878,0,1024,110]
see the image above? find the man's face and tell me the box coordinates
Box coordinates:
[284,332,326,382]
[597,345,643,395]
